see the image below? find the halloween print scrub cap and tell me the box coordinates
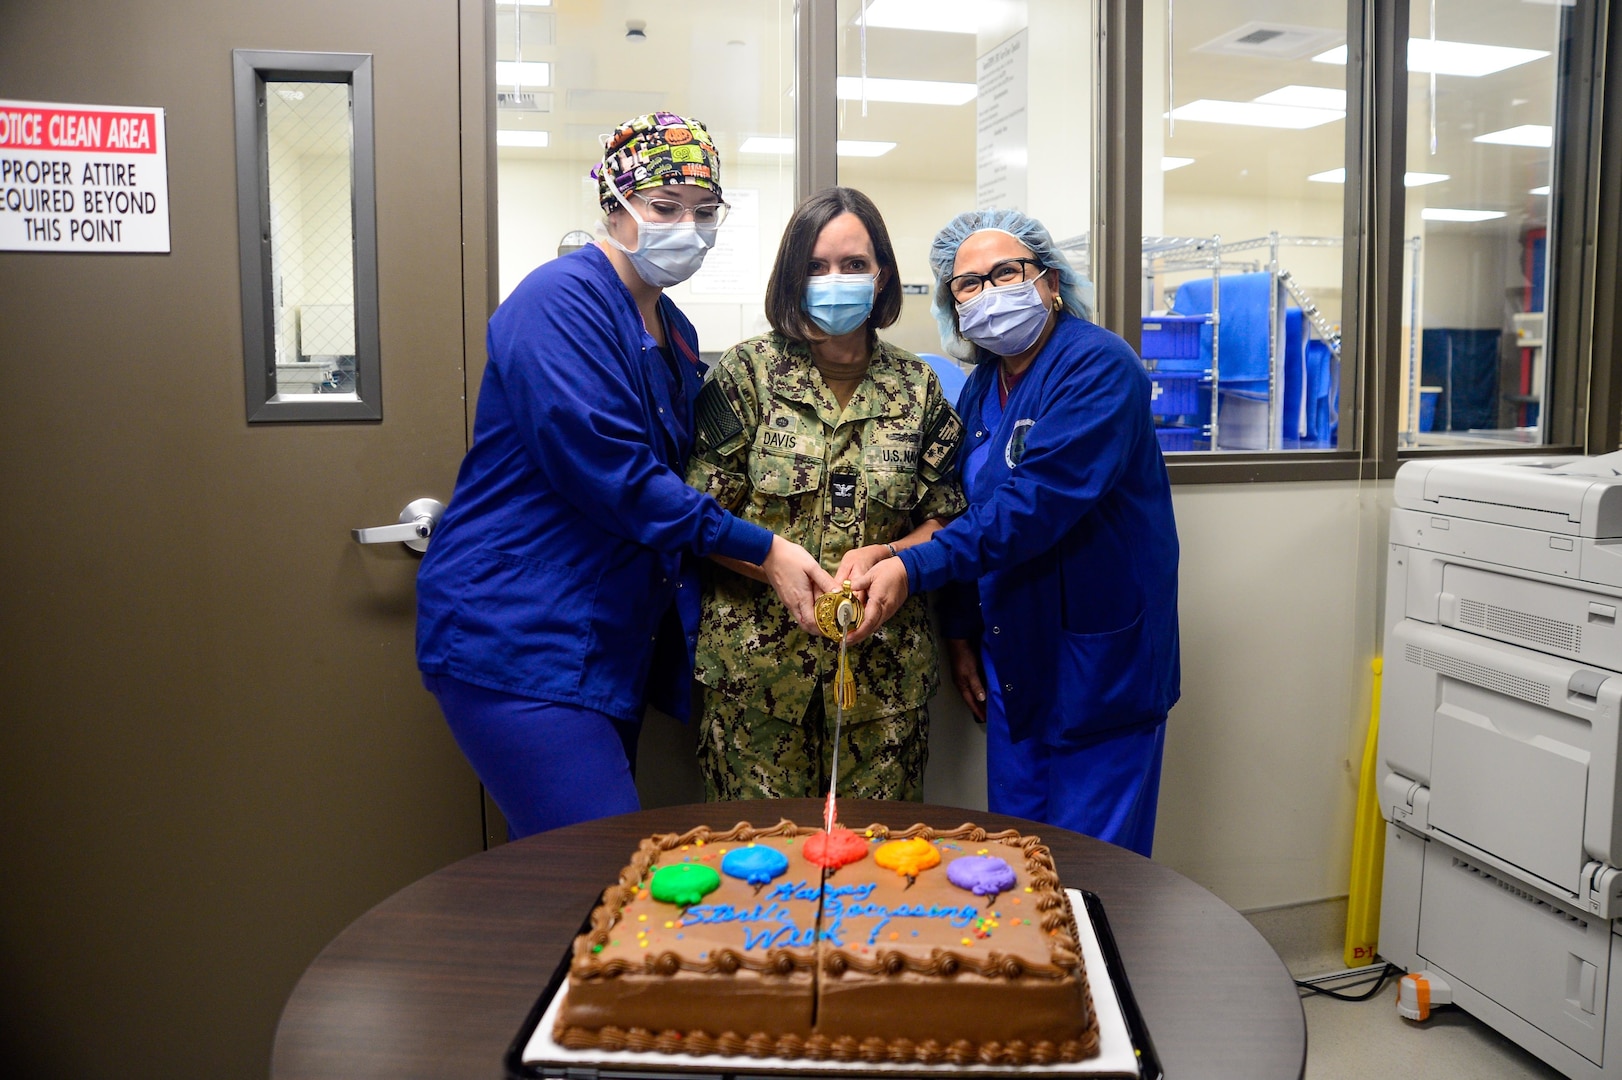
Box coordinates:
[593,112,722,210]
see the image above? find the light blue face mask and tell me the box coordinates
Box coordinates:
[804,273,876,336]
[955,278,1051,356]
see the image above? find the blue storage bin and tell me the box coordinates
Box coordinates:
[1155,425,1200,452]
[1140,315,1206,361]
[1148,371,1201,416]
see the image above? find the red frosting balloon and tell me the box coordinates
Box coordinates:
[803,825,868,869]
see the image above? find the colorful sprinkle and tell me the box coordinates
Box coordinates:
[665,921,675,929]
[591,944,603,953]
[961,937,972,946]
[638,914,647,922]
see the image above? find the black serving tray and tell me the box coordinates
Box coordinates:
[507,891,1159,1080]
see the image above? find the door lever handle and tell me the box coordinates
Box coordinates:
[353,498,445,553]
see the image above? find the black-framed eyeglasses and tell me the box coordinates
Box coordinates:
[946,258,1044,302]
[631,192,731,227]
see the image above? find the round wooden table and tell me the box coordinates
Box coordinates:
[271,800,1305,1079]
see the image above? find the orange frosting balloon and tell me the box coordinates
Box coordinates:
[873,837,941,878]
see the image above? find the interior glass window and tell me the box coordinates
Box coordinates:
[1143,1,1352,454]
[265,81,358,397]
[1400,0,1568,448]
[830,0,1096,381]
[493,0,796,363]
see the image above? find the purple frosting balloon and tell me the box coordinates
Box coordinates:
[947,855,1017,897]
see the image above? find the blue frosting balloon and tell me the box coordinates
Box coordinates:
[722,844,790,886]
[947,855,1017,897]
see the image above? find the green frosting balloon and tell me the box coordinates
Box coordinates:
[650,862,721,907]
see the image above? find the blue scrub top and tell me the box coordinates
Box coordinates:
[416,245,773,723]
[902,314,1180,745]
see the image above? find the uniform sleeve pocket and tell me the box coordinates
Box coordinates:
[748,446,824,496]
[688,459,749,510]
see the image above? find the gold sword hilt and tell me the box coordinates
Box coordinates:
[814,580,865,642]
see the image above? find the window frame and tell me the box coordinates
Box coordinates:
[233,49,381,423]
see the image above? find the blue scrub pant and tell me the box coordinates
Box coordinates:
[982,650,1166,857]
[424,673,641,840]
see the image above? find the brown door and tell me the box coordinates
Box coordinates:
[0,2,490,1076]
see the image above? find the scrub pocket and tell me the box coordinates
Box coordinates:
[1051,609,1161,741]
[450,549,593,693]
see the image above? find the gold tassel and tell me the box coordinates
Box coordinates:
[836,642,857,711]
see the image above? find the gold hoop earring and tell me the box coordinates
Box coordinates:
[1051,295,1063,312]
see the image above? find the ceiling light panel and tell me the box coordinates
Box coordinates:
[859,0,978,34]
[737,136,896,158]
[1309,168,1449,186]
[1312,39,1549,76]
[1254,85,1347,110]
[1530,185,1551,195]
[1422,208,1507,221]
[1161,157,1195,172]
[834,77,976,106]
[1168,99,1344,129]
[495,61,551,88]
[1474,124,1553,147]
[497,130,550,148]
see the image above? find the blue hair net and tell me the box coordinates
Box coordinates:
[928,209,1094,361]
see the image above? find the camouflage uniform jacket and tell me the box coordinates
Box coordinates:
[685,332,968,724]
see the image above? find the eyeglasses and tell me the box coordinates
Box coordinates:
[631,192,731,227]
[946,258,1044,302]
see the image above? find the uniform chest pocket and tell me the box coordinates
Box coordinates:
[864,418,922,510]
[864,463,919,510]
[748,445,825,496]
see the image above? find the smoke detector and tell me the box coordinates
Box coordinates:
[626,20,647,43]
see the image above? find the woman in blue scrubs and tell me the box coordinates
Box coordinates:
[851,209,1179,856]
[416,114,833,839]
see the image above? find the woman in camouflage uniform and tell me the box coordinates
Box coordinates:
[685,187,967,802]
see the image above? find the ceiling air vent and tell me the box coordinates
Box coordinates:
[498,91,553,113]
[1193,22,1344,60]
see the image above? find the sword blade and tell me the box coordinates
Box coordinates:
[825,626,848,832]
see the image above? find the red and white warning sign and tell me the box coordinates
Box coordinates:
[0,99,170,252]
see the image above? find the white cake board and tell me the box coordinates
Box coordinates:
[520,889,1142,1078]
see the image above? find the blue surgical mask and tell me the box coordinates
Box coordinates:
[955,278,1052,356]
[602,185,718,288]
[804,273,876,336]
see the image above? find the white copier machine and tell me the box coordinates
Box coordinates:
[1381,453,1622,1077]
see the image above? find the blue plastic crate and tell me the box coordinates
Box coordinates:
[1140,315,1206,361]
[1148,371,1202,417]
[1155,425,1200,452]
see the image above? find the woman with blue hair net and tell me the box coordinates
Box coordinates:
[850,209,1180,856]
